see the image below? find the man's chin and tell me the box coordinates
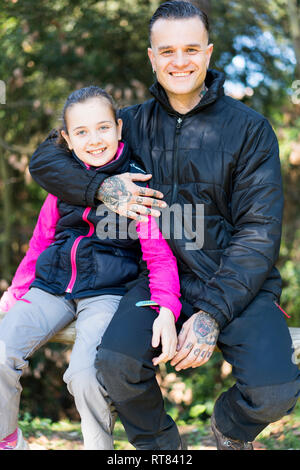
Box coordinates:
[165,84,200,99]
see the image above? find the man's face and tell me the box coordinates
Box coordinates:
[148,17,213,104]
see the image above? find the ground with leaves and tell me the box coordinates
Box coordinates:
[19,401,300,451]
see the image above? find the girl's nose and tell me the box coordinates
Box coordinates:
[89,130,102,145]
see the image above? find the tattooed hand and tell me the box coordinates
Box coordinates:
[96,173,167,222]
[170,311,220,371]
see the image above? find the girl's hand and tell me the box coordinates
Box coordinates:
[152,307,177,366]
[0,290,16,312]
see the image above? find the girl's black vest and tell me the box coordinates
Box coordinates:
[31,142,144,299]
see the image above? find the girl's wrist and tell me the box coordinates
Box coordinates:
[159,306,175,319]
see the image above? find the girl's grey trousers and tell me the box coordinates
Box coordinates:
[0,287,121,449]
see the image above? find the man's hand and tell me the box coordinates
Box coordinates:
[152,307,177,366]
[97,173,167,223]
[170,311,219,371]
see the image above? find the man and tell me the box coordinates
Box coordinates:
[29,1,300,450]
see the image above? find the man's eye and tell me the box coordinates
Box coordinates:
[162,50,173,56]
[187,48,198,53]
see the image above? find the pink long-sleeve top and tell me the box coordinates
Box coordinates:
[0,194,182,320]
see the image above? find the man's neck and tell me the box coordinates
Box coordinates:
[167,84,207,115]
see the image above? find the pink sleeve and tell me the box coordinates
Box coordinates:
[136,216,182,321]
[0,194,59,312]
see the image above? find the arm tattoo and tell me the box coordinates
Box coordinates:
[193,312,219,347]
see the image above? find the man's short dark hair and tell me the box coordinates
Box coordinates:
[149,1,209,43]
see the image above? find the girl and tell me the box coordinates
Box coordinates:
[0,86,181,450]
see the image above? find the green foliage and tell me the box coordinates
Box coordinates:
[281,261,300,324]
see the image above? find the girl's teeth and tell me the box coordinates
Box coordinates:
[90,149,105,154]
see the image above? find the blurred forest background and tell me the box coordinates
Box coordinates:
[0,0,300,445]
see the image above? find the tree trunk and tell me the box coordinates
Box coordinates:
[287,0,300,78]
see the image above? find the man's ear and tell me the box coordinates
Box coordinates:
[147,47,156,73]
[61,130,73,150]
[206,43,214,69]
[117,118,123,140]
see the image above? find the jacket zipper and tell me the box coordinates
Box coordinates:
[171,117,183,205]
[65,207,94,294]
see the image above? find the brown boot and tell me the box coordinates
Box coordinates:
[211,412,254,450]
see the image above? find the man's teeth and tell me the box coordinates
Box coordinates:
[171,72,191,77]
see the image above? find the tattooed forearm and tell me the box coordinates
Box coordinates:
[193,312,219,347]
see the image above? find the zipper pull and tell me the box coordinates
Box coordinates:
[176,117,183,128]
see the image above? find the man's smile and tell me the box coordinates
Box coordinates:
[169,71,194,77]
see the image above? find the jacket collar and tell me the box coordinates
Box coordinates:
[149,68,225,117]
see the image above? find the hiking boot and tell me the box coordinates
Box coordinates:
[211,412,253,450]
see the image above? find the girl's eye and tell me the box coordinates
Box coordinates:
[76,130,86,136]
[99,125,110,131]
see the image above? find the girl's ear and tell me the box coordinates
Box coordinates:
[117,118,123,140]
[61,129,73,150]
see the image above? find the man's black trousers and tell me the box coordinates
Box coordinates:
[95,278,300,449]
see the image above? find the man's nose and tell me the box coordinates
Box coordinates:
[172,50,189,68]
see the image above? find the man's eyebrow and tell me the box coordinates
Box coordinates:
[158,43,203,51]
[72,121,112,131]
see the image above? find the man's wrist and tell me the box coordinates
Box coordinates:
[196,310,220,332]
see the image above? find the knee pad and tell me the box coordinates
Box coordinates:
[95,347,155,403]
[237,379,300,423]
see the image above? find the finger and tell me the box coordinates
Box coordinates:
[134,195,167,209]
[154,331,174,365]
[129,173,153,182]
[152,326,161,349]
[170,341,193,366]
[130,204,161,218]
[174,346,203,371]
[176,326,188,351]
[153,351,169,366]
[124,209,149,223]
[137,186,165,200]
[163,333,177,362]
[191,348,214,368]
[169,340,178,360]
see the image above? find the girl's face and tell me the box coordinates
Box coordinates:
[61,97,122,167]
